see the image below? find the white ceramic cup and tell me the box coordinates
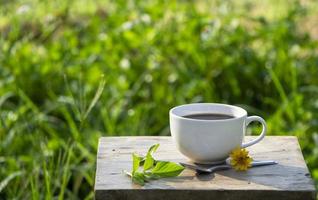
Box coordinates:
[169,103,266,164]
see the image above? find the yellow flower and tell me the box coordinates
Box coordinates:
[229,147,253,171]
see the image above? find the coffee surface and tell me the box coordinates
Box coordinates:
[183,113,234,120]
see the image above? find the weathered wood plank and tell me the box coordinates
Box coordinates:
[95,136,317,200]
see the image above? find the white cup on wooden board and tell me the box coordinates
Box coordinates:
[169,103,266,164]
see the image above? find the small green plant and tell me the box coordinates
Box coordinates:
[124,144,185,186]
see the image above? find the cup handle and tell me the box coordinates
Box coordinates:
[241,116,267,148]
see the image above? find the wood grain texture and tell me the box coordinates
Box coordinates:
[95,136,316,200]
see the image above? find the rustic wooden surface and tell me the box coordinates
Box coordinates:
[95,136,316,200]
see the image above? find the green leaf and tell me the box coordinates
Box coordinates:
[144,172,160,180]
[132,153,141,174]
[136,155,145,166]
[143,144,160,171]
[148,144,160,154]
[143,153,154,171]
[132,172,145,186]
[151,161,185,177]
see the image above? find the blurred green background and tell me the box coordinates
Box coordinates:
[1,0,318,199]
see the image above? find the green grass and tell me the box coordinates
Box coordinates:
[1,0,318,199]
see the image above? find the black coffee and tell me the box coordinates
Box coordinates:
[183,113,234,120]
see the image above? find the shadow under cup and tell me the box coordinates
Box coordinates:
[169,103,255,164]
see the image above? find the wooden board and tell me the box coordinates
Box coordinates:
[95,136,316,200]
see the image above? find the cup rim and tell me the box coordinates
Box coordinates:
[169,103,247,122]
